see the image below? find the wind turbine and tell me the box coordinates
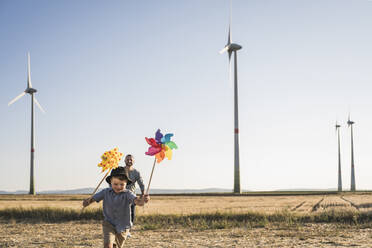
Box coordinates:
[8,53,45,195]
[347,115,356,192]
[335,122,342,192]
[220,0,242,193]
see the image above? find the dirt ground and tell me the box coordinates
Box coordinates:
[1,220,371,248]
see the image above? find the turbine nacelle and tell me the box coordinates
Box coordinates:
[25,88,37,94]
[220,43,242,55]
[228,43,242,52]
[347,120,355,127]
[347,114,354,127]
[335,121,341,129]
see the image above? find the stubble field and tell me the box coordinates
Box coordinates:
[0,192,371,247]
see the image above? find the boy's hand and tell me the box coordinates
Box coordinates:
[83,197,94,207]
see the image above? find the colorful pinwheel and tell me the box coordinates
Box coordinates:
[145,129,178,163]
[145,129,177,195]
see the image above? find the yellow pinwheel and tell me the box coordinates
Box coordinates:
[83,147,124,211]
[98,147,124,172]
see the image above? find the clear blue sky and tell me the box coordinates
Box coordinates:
[1,0,372,192]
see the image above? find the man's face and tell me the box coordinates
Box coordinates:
[125,155,134,167]
[111,177,127,193]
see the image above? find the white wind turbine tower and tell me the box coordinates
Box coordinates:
[335,122,342,192]
[8,53,45,195]
[220,0,242,193]
[347,115,356,192]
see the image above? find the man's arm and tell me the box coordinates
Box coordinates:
[136,171,145,195]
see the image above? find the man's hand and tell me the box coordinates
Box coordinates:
[135,194,150,206]
[144,194,150,203]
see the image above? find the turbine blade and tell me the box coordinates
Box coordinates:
[221,0,232,54]
[34,97,45,113]
[229,54,232,85]
[27,52,32,88]
[229,0,232,43]
[228,25,231,45]
[8,92,26,106]
[219,46,229,54]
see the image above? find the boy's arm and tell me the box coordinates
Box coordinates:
[82,188,106,207]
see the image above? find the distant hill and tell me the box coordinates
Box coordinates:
[0,190,28,194]
[275,188,338,191]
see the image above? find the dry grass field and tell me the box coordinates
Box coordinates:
[0,192,371,247]
[1,192,371,214]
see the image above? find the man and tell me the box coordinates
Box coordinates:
[124,154,145,232]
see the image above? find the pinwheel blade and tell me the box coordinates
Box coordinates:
[165,147,173,160]
[166,141,178,149]
[145,147,162,156]
[161,133,174,143]
[155,129,163,144]
[146,137,160,147]
[34,97,45,113]
[27,52,32,88]
[8,92,26,106]
[155,152,165,163]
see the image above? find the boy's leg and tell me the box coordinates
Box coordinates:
[115,229,129,248]
[102,220,116,248]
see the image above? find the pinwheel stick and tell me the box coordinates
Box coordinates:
[92,170,111,196]
[145,157,157,195]
[82,170,110,211]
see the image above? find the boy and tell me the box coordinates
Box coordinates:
[83,166,149,248]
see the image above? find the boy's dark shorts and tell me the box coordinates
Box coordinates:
[102,220,129,248]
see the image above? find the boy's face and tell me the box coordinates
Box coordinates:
[111,177,127,193]
[125,155,134,167]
